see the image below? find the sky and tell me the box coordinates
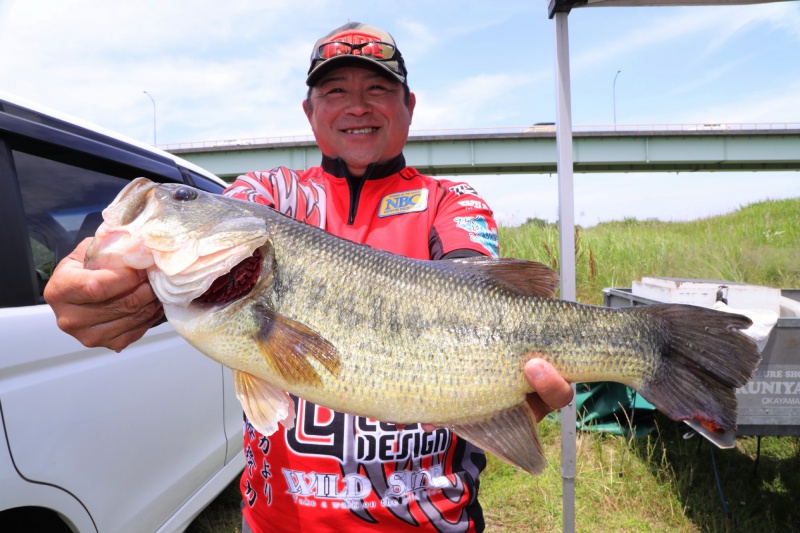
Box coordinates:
[1,0,799,226]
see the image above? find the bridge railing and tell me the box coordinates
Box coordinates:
[161,122,800,152]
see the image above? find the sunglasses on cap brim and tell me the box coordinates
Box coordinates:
[311,40,398,67]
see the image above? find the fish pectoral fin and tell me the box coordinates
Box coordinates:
[451,401,546,476]
[253,304,341,385]
[234,370,296,435]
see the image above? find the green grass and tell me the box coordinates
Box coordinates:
[500,198,800,305]
[188,197,800,532]
[479,414,800,532]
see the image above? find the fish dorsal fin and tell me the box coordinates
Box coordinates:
[233,370,296,435]
[444,257,559,298]
[253,304,341,385]
[451,400,546,476]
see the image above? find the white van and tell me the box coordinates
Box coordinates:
[0,93,243,532]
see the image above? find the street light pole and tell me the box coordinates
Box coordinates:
[612,70,621,130]
[143,90,156,145]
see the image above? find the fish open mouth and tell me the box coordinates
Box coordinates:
[193,248,263,304]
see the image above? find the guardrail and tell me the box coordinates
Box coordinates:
[160,122,800,152]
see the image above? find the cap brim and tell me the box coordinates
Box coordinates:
[306,55,405,86]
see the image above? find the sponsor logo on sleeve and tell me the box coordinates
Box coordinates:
[378,189,429,218]
[455,215,499,258]
[448,184,479,197]
[458,199,488,210]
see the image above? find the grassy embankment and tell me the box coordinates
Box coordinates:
[189,198,800,532]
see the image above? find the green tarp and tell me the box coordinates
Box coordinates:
[572,382,657,438]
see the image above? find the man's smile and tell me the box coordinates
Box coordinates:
[343,127,379,134]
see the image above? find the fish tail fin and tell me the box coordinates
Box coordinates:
[635,304,761,444]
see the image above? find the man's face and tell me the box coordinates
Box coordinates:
[303,65,416,178]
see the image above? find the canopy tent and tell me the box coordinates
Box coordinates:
[551,0,788,8]
[544,1,794,531]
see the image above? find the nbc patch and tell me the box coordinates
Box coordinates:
[378,189,429,218]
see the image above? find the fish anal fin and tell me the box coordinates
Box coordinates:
[451,401,546,476]
[234,370,296,435]
[253,304,341,385]
[445,257,559,298]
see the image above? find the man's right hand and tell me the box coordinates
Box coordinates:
[44,238,164,352]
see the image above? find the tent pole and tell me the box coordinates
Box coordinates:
[553,10,577,533]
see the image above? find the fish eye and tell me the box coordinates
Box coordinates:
[173,187,198,202]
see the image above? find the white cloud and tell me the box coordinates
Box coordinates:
[414,71,550,129]
[1,0,796,226]
[573,3,800,72]
[466,171,800,228]
[677,80,800,124]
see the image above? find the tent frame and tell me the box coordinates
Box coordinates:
[545,1,790,530]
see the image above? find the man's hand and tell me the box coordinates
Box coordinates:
[524,358,574,422]
[44,238,164,352]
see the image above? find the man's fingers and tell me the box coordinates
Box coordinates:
[77,298,164,350]
[45,238,162,351]
[104,306,165,352]
[50,273,159,328]
[47,261,148,308]
[524,358,574,421]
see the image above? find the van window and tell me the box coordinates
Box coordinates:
[14,150,129,297]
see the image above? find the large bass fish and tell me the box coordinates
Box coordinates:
[85,178,761,475]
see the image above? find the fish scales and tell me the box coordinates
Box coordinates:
[232,207,664,424]
[84,179,762,474]
[260,217,529,422]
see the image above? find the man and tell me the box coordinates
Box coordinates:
[46,22,573,532]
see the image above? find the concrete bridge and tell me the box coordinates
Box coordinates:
[164,123,800,180]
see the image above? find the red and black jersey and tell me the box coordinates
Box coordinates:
[224,155,499,532]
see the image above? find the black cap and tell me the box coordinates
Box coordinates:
[306,22,407,86]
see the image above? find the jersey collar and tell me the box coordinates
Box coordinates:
[321,153,406,181]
